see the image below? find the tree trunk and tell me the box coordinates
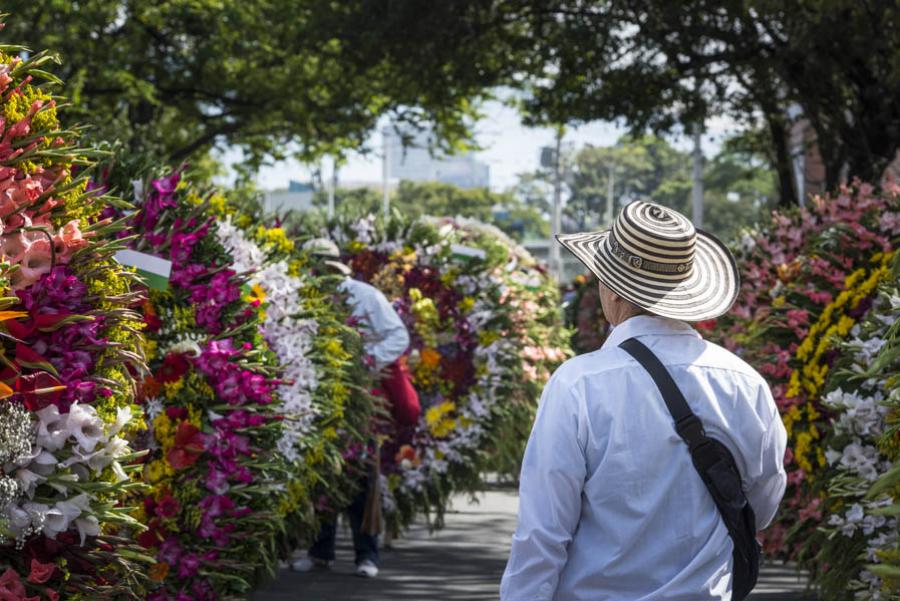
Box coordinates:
[764,111,798,207]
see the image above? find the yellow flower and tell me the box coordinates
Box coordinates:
[772,295,786,309]
[425,402,452,427]
[264,227,294,253]
[246,283,267,304]
[432,418,457,438]
[163,379,184,401]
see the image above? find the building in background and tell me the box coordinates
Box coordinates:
[262,180,315,214]
[384,127,490,188]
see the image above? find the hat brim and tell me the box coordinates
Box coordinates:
[557,229,740,322]
[324,260,352,276]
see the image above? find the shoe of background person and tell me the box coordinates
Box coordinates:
[291,557,331,572]
[355,560,379,578]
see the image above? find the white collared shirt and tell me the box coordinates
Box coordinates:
[340,278,410,370]
[501,315,787,601]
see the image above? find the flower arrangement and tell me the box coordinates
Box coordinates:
[564,273,610,354]
[119,169,296,600]
[710,181,900,559]
[810,274,900,600]
[0,37,148,599]
[322,214,570,529]
[210,206,376,540]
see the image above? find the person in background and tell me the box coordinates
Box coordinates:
[501,201,786,600]
[292,238,420,579]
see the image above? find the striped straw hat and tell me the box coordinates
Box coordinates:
[558,201,739,321]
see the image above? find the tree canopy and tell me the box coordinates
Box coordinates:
[516,134,775,241]
[494,1,900,201]
[4,1,508,166]
[10,1,897,204]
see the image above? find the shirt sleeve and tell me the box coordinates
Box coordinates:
[500,371,587,601]
[745,382,788,530]
[361,284,410,370]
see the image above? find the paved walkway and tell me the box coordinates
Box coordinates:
[253,488,815,601]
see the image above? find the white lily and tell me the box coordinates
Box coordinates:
[65,402,106,452]
[35,405,70,452]
[14,467,44,498]
[75,514,100,545]
[108,406,133,437]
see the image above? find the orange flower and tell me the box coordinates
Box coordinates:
[140,375,162,401]
[776,260,802,283]
[148,562,169,582]
[420,348,441,370]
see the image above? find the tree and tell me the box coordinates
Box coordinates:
[702,134,777,240]
[515,133,774,241]
[565,135,692,229]
[3,1,511,166]
[307,181,546,241]
[501,1,900,200]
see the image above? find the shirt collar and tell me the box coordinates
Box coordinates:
[601,315,700,351]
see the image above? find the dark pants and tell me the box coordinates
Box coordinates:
[308,485,379,566]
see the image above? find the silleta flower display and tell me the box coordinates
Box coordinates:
[709,182,900,567]
[0,39,147,599]
[324,214,569,529]
[121,170,295,600]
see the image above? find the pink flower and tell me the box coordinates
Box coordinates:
[26,560,54,585]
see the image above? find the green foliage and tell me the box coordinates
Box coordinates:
[307,180,548,241]
[517,133,774,241]
[4,1,493,165]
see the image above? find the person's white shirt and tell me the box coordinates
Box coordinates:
[340,278,410,370]
[501,315,787,601]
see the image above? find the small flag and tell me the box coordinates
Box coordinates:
[114,249,172,290]
[450,244,486,262]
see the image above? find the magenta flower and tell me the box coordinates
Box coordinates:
[177,553,200,579]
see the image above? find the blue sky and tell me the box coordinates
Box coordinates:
[220,99,736,192]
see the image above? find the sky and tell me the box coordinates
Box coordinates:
[218,99,739,193]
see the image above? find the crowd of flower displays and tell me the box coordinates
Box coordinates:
[0,27,899,601]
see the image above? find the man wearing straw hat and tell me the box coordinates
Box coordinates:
[501,201,787,600]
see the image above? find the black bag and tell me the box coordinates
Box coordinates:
[619,338,760,600]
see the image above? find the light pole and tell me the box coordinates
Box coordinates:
[382,129,391,218]
[327,157,338,219]
[550,129,563,280]
[605,163,616,227]
[691,123,704,228]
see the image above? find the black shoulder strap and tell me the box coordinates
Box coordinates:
[619,337,708,450]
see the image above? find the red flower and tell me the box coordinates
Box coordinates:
[13,371,65,412]
[155,495,180,519]
[155,353,190,383]
[137,518,165,549]
[165,406,188,421]
[26,560,54,585]
[142,302,162,332]
[694,319,718,331]
[44,590,58,601]
[166,423,206,470]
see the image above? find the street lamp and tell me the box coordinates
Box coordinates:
[540,129,564,280]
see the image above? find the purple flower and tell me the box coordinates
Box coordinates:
[158,537,183,565]
[170,263,208,288]
[198,495,235,518]
[190,578,216,601]
[206,466,230,494]
[177,553,201,578]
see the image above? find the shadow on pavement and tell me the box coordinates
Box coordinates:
[253,489,816,601]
